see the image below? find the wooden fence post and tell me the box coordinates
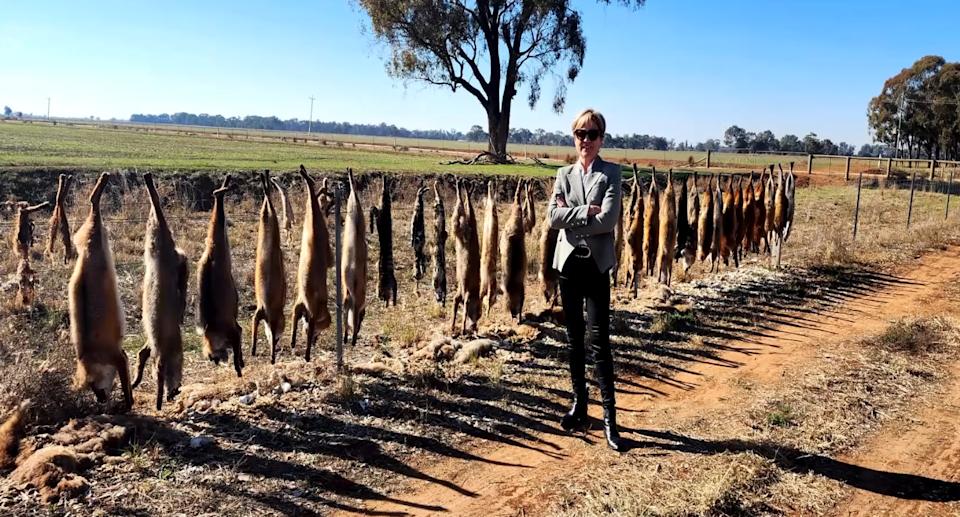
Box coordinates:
[808,154,814,174]
[853,170,863,240]
[886,158,893,178]
[930,159,936,180]
[845,156,851,181]
[706,149,712,169]
[947,169,954,220]
[907,170,917,229]
[334,178,344,372]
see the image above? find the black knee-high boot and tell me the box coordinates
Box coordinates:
[593,328,622,451]
[561,334,588,431]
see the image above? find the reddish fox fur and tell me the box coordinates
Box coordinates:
[642,168,660,278]
[196,175,243,376]
[479,179,499,316]
[47,174,77,263]
[133,173,189,410]
[450,178,481,335]
[251,170,287,364]
[69,173,132,410]
[290,166,334,361]
[342,169,368,348]
[656,169,677,285]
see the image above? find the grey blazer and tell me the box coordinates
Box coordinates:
[547,156,623,274]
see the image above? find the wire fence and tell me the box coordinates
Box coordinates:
[1,176,353,366]
[1,163,958,368]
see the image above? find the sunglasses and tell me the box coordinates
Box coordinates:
[574,128,602,142]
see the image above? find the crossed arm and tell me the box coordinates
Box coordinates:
[548,169,622,237]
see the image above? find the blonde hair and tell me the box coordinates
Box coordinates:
[571,108,606,137]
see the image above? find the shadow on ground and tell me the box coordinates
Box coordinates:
[626,428,960,502]
[97,262,924,514]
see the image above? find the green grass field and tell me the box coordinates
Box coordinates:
[102,119,806,167]
[0,120,555,176]
[8,119,948,179]
[3,119,814,172]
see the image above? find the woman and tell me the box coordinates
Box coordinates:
[547,108,623,451]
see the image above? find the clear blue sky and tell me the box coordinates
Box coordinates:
[3,0,959,146]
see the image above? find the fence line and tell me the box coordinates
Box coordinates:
[853,171,863,240]
[947,170,955,219]
[15,118,960,178]
[0,214,263,229]
[4,168,958,351]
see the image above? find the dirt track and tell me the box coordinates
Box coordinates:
[351,248,960,516]
[838,357,960,516]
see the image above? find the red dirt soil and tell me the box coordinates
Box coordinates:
[343,247,960,516]
[837,356,960,515]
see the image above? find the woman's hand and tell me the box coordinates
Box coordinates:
[552,195,597,216]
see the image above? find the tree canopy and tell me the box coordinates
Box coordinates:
[868,55,960,160]
[357,0,645,161]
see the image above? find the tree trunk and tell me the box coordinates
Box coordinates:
[486,109,510,162]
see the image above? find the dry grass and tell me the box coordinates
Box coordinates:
[0,172,959,513]
[547,315,960,516]
[786,184,960,269]
[869,316,956,354]
[551,452,779,516]
[648,310,697,335]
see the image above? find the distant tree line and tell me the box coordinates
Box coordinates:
[128,111,877,156]
[868,55,960,160]
[130,112,466,141]
[719,125,866,156]
[2,106,23,119]
[458,123,863,155]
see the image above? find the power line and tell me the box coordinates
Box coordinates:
[901,97,960,106]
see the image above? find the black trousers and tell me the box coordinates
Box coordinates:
[559,254,615,411]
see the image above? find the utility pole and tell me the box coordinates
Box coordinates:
[46,97,50,119]
[307,95,315,134]
[894,93,906,159]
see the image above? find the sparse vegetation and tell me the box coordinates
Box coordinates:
[1,135,960,514]
[765,401,797,427]
[648,310,698,335]
[868,316,955,354]
[549,316,960,516]
[786,184,960,268]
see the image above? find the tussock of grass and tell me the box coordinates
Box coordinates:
[551,452,778,517]
[764,401,797,428]
[867,316,956,354]
[334,372,356,401]
[0,351,100,427]
[482,356,506,386]
[379,316,424,348]
[427,303,445,319]
[649,310,697,335]
[405,361,449,392]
